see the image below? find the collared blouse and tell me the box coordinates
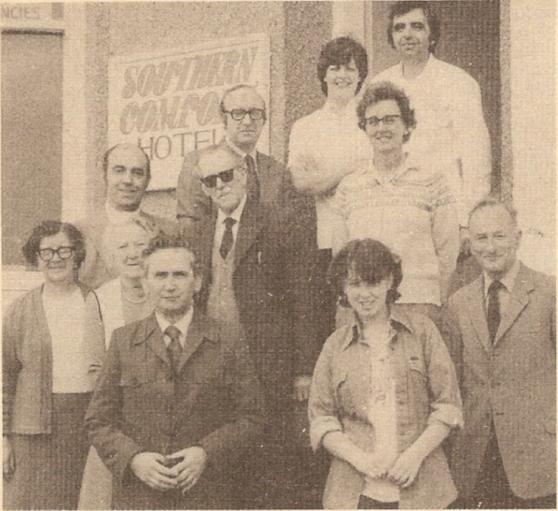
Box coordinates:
[309,306,463,509]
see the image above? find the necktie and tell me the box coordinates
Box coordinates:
[165,325,182,373]
[487,280,504,344]
[220,217,236,260]
[245,154,260,201]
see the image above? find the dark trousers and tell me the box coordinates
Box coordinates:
[358,495,399,509]
[449,423,556,509]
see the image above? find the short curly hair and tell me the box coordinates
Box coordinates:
[357,81,416,143]
[387,1,441,54]
[328,238,403,307]
[317,37,368,96]
[22,220,86,268]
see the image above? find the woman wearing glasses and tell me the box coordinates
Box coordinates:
[78,218,157,510]
[332,82,459,321]
[3,221,101,509]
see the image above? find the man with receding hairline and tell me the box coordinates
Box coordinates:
[85,234,265,509]
[176,84,294,234]
[442,198,556,509]
[76,143,178,289]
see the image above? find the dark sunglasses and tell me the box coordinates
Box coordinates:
[200,168,235,188]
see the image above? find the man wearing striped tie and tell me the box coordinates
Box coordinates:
[85,234,265,509]
[442,198,556,509]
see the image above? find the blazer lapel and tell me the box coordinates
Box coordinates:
[143,314,171,368]
[494,263,533,345]
[466,277,492,352]
[233,200,263,270]
[176,310,215,374]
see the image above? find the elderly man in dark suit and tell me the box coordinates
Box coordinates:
[76,143,178,289]
[176,84,294,232]
[184,144,320,508]
[85,235,265,510]
[443,198,556,509]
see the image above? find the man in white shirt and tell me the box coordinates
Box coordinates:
[443,198,556,509]
[372,1,492,243]
[76,143,178,289]
[85,235,265,509]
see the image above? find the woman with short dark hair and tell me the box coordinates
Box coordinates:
[309,238,463,509]
[3,220,101,509]
[287,36,372,398]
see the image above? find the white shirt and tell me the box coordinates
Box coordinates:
[105,202,141,225]
[43,288,92,393]
[483,259,520,315]
[155,307,194,349]
[362,321,399,503]
[214,193,247,252]
[288,99,370,249]
[371,54,491,226]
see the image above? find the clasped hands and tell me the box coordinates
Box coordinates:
[130,446,207,493]
[353,447,424,489]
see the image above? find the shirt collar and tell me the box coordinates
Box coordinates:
[483,258,520,297]
[341,307,414,351]
[216,193,247,226]
[225,136,258,162]
[105,202,141,225]
[322,97,359,119]
[370,152,419,183]
[155,307,194,347]
[398,52,435,79]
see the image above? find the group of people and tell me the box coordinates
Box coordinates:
[3,2,555,510]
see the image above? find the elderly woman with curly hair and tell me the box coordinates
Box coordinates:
[309,238,463,509]
[3,220,102,510]
[332,82,459,321]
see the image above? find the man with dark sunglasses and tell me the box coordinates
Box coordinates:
[185,144,318,508]
[176,84,294,235]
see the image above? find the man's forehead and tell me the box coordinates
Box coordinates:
[198,151,241,177]
[393,8,428,24]
[223,87,265,109]
[470,206,516,231]
[109,144,148,167]
[148,248,195,268]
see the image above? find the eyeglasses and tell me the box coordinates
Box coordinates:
[223,109,265,121]
[365,114,401,126]
[38,246,75,261]
[200,168,235,188]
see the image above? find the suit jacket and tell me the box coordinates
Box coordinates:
[186,200,319,408]
[442,262,556,499]
[176,139,294,229]
[85,310,266,510]
[76,208,179,290]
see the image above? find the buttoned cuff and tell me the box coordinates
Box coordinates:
[310,415,343,452]
[427,403,464,429]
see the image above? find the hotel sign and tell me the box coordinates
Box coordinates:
[108,34,270,190]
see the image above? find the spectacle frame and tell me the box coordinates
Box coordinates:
[200,168,235,188]
[223,109,265,121]
[38,246,75,261]
[365,114,401,127]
